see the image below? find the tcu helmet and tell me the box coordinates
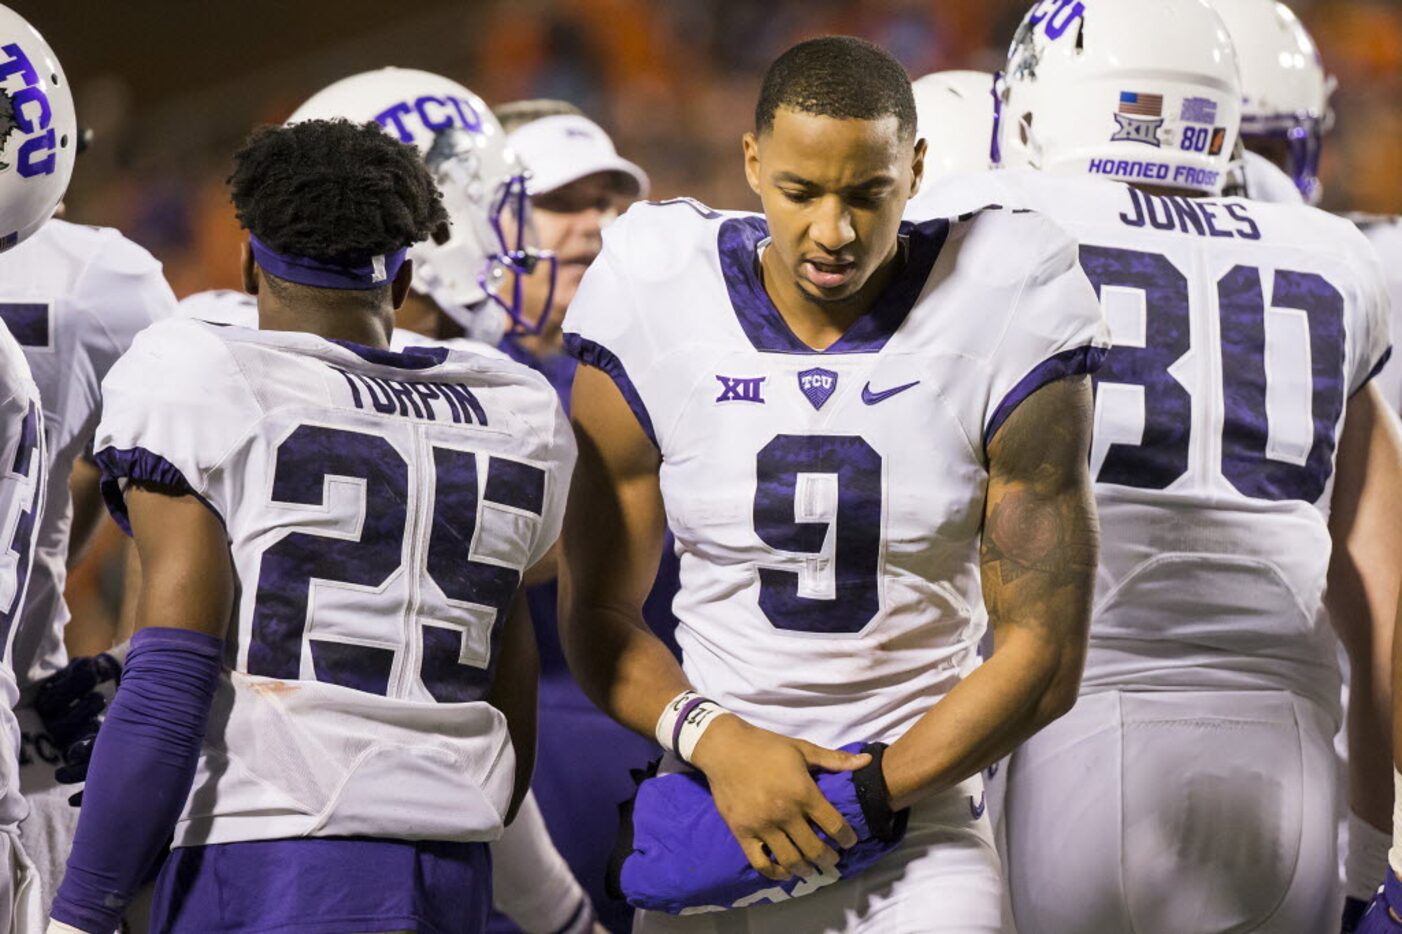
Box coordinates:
[997,0,1242,196]
[910,71,996,183]
[0,6,76,252]
[289,68,555,342]
[1207,0,1332,204]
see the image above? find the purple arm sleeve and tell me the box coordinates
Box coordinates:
[49,627,223,933]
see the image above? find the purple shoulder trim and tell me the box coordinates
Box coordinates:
[328,339,450,370]
[563,333,659,449]
[92,446,223,536]
[984,345,1108,449]
[719,217,950,355]
[1353,345,1393,397]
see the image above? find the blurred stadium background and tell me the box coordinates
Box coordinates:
[9,0,1402,641]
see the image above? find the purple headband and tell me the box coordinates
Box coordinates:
[249,234,408,291]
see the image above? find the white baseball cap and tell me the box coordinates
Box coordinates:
[506,113,650,199]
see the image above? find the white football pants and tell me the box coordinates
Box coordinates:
[1004,690,1340,934]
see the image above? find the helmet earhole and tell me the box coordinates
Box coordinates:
[51,73,59,86]
[59,134,68,148]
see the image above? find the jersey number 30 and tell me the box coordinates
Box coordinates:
[1081,246,1346,503]
[248,424,544,702]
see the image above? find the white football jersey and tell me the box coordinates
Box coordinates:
[911,170,1392,719]
[1348,216,1402,414]
[177,287,511,360]
[562,200,1107,749]
[0,321,44,826]
[94,317,575,847]
[0,219,176,686]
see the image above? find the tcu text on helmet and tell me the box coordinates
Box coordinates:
[375,95,484,145]
[0,42,60,177]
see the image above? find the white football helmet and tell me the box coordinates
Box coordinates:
[289,68,555,342]
[0,6,75,253]
[997,0,1242,195]
[1205,0,1332,204]
[911,71,996,183]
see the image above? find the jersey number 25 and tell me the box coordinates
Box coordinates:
[248,424,545,702]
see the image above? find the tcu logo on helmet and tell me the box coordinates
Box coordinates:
[375,95,485,145]
[1027,0,1085,40]
[0,42,60,177]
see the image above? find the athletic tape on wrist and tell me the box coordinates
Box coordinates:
[1346,811,1393,901]
[1391,768,1402,878]
[654,690,731,763]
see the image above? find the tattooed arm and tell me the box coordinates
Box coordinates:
[882,376,1099,810]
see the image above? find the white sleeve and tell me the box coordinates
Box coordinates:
[1350,226,1395,398]
[490,792,594,934]
[981,214,1110,447]
[561,216,662,448]
[92,320,258,533]
[73,231,178,396]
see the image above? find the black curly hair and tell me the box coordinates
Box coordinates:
[228,118,447,268]
[755,37,916,140]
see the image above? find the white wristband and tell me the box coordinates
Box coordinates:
[1347,810,1392,900]
[1390,768,1402,878]
[654,690,731,763]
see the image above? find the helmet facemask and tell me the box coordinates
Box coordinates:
[418,126,559,340]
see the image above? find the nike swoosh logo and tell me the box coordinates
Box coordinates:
[861,380,920,405]
[970,791,986,819]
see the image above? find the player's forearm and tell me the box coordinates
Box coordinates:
[51,628,222,933]
[882,623,1083,811]
[1325,384,1402,817]
[559,594,691,739]
[887,377,1097,811]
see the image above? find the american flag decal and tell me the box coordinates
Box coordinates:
[1119,92,1164,118]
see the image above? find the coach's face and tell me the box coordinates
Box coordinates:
[745,107,924,305]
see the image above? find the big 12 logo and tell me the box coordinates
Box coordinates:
[0,42,60,178]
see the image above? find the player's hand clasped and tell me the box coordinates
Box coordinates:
[689,716,870,881]
[611,716,910,913]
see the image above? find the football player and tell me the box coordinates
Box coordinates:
[0,6,177,915]
[0,315,42,934]
[911,0,1399,929]
[489,98,664,934]
[46,119,575,934]
[154,74,604,934]
[561,35,1107,930]
[0,7,71,926]
[1205,3,1402,925]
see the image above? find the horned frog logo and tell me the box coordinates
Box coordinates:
[0,86,17,171]
[1008,17,1043,82]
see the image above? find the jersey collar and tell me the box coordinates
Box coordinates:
[718,215,949,354]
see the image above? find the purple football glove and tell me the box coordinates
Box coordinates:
[1356,873,1402,933]
[34,652,122,749]
[608,742,907,914]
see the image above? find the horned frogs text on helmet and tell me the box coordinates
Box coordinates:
[1205,0,1332,205]
[0,5,76,252]
[288,68,556,343]
[911,71,996,183]
[996,0,1242,196]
